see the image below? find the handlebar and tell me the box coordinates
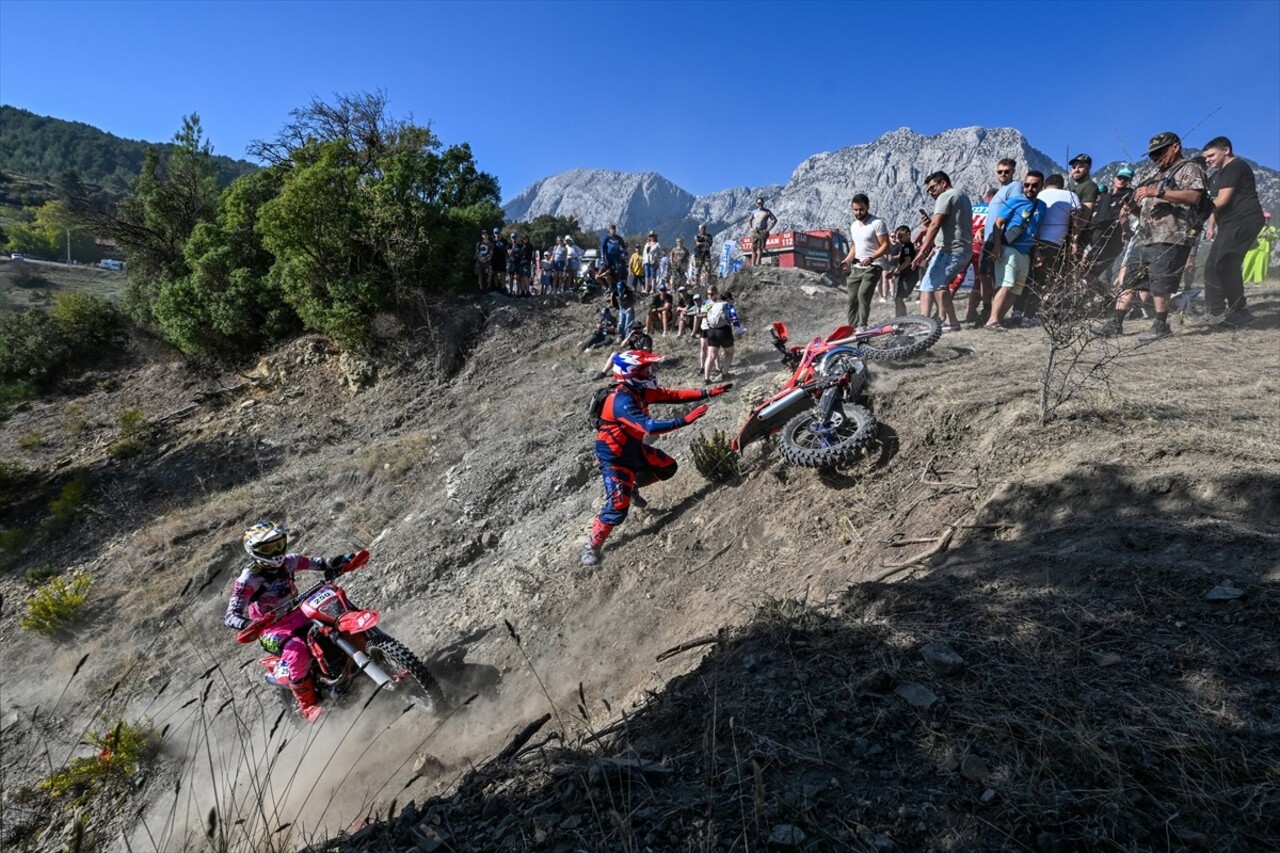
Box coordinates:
[235,550,370,643]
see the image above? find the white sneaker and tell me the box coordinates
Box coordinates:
[581,544,601,566]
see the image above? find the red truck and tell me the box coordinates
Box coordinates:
[738,230,850,283]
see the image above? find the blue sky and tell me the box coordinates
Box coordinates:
[2,0,1277,200]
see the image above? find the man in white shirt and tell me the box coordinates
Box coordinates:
[840,193,891,330]
[1017,173,1080,326]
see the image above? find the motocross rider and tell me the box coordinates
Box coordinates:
[583,351,731,566]
[224,522,364,721]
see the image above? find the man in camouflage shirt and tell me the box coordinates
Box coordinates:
[1094,132,1207,342]
[693,224,714,286]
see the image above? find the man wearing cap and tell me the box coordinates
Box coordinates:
[1082,166,1137,297]
[1069,154,1100,217]
[1094,132,1207,342]
[693,224,714,286]
[645,283,674,335]
[1202,136,1264,325]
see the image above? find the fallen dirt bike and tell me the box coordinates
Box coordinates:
[734,321,877,468]
[237,550,447,716]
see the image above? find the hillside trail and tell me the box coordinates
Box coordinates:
[1,269,1278,850]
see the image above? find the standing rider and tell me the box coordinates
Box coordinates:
[583,351,731,567]
[224,522,365,721]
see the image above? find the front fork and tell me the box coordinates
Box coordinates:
[817,386,842,424]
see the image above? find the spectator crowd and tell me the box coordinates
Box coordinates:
[837,131,1270,343]
[474,131,1271,356]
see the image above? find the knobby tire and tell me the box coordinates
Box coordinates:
[777,404,877,469]
[858,315,941,361]
[367,629,448,714]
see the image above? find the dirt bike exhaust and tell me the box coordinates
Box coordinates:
[333,635,395,689]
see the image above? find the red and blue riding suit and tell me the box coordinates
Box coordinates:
[224,555,332,691]
[588,384,712,550]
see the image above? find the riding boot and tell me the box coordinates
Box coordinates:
[290,678,324,722]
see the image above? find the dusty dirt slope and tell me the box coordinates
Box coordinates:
[1,271,1277,851]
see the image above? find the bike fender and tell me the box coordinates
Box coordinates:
[337,610,380,634]
[817,346,866,376]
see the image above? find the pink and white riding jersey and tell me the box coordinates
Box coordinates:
[223,554,328,630]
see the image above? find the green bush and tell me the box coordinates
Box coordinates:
[690,428,742,483]
[20,571,91,634]
[65,403,87,435]
[48,291,128,354]
[107,408,148,459]
[0,379,35,407]
[41,717,159,799]
[18,430,43,449]
[0,309,69,386]
[1,526,28,565]
[24,564,59,586]
[0,293,127,391]
[48,470,88,531]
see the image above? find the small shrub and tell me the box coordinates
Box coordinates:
[20,572,91,634]
[119,408,145,434]
[41,717,159,800]
[48,291,128,354]
[1,526,28,565]
[48,470,88,531]
[96,378,118,392]
[108,408,149,458]
[18,430,43,449]
[11,268,51,289]
[690,428,742,483]
[65,403,87,435]
[0,379,35,408]
[24,564,59,586]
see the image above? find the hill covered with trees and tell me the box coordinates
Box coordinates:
[0,105,257,193]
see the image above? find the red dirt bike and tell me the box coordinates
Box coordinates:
[237,550,446,716]
[733,316,939,468]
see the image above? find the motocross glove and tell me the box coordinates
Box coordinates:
[325,552,356,580]
[706,383,733,398]
[682,404,709,425]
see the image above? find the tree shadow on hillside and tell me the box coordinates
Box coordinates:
[3,432,288,576]
[326,461,1280,853]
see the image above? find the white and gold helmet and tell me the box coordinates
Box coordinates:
[242,522,288,569]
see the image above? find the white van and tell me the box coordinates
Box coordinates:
[99,259,125,271]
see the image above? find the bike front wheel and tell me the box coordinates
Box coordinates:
[777,404,877,469]
[366,629,448,714]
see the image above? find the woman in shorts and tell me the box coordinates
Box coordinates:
[702,289,737,382]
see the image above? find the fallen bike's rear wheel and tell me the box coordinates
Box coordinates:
[857,316,941,360]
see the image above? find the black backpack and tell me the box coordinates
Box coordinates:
[589,385,617,429]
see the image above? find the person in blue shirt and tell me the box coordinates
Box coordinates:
[984,171,1049,330]
[600,224,628,281]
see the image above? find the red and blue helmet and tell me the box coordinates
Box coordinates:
[612,349,663,389]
